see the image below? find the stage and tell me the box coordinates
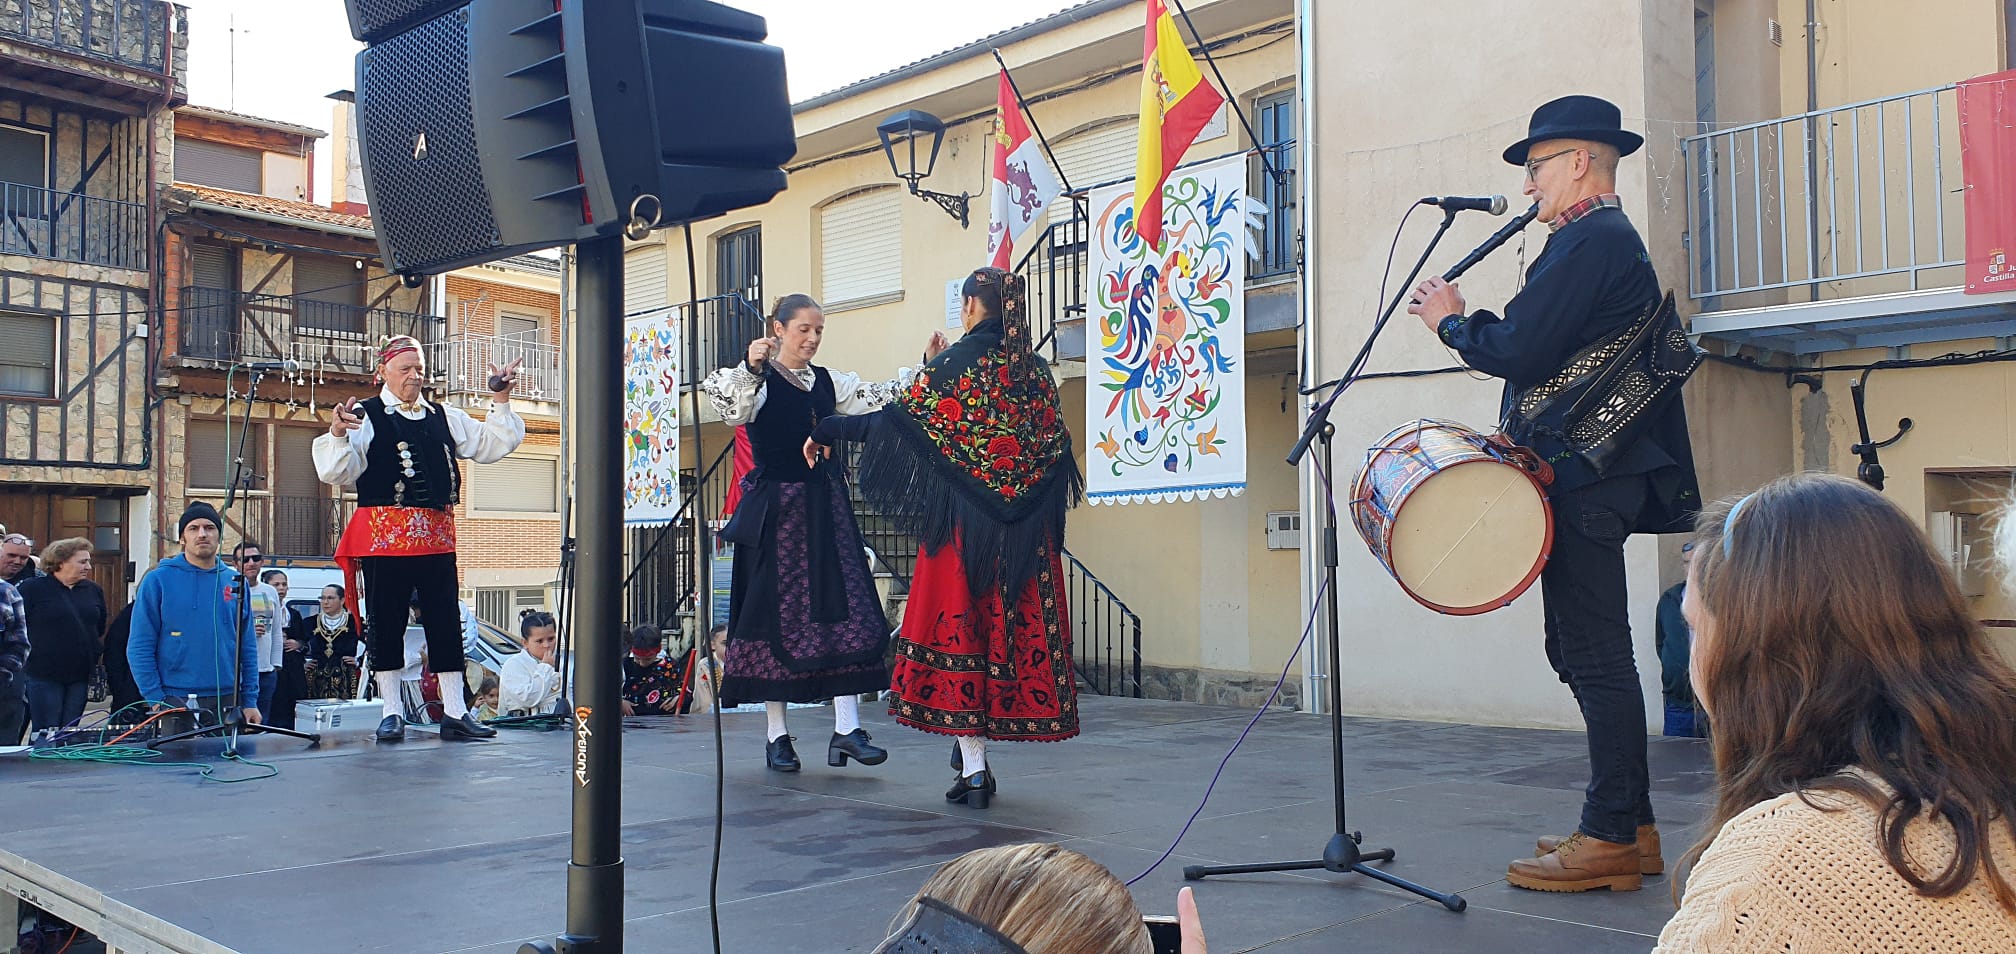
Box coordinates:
[1,696,1713,953]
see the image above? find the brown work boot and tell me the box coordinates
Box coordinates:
[1536,824,1663,875]
[1507,832,1643,892]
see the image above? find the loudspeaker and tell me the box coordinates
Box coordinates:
[349,0,795,276]
[344,0,463,44]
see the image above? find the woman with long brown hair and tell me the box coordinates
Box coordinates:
[1656,473,2016,951]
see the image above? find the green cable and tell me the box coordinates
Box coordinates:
[30,744,280,782]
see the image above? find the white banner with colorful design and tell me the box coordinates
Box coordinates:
[623,312,681,526]
[1085,154,1247,505]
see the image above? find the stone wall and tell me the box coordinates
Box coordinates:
[1125,661,1305,711]
[0,269,150,486]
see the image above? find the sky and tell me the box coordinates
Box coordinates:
[174,0,1079,204]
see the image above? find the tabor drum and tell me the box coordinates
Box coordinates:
[1349,420,1553,615]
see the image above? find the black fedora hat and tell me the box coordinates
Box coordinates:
[1502,94,1644,166]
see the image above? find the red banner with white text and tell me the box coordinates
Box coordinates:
[1959,69,2016,295]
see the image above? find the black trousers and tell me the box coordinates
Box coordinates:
[1540,472,1655,845]
[361,552,465,674]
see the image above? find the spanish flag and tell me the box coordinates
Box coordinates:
[1135,0,1224,252]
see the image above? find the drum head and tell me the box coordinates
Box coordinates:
[1388,459,1550,614]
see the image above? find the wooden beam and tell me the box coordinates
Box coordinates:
[0,73,144,117]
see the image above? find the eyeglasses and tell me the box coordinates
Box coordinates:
[1,534,29,546]
[1524,147,1581,181]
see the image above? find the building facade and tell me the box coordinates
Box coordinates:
[0,0,184,601]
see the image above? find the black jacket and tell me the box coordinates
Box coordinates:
[19,575,107,683]
[1445,206,1699,533]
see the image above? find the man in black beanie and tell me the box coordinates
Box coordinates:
[128,502,262,723]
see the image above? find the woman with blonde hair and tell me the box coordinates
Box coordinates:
[1656,473,2016,952]
[19,537,105,731]
[877,843,1203,954]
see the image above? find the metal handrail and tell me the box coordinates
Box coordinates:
[178,285,444,373]
[1061,547,1144,698]
[0,181,148,270]
[621,441,738,631]
[0,0,168,73]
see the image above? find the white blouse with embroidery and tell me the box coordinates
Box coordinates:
[699,362,917,427]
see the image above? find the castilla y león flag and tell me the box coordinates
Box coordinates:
[1135,0,1224,252]
[1959,69,2016,295]
[987,69,1063,270]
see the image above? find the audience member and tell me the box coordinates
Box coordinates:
[128,503,262,723]
[687,623,728,715]
[1654,541,1705,737]
[234,542,285,723]
[622,625,687,716]
[99,601,143,718]
[473,674,500,721]
[0,578,27,743]
[498,611,562,716]
[1,531,38,586]
[18,538,106,732]
[878,843,1204,954]
[1654,474,2016,952]
[296,584,361,703]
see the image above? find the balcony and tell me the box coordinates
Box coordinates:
[1683,83,2016,355]
[183,493,354,560]
[0,0,171,74]
[677,294,766,392]
[424,333,563,407]
[0,180,147,270]
[178,286,444,376]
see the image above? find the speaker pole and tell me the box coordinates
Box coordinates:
[536,235,627,954]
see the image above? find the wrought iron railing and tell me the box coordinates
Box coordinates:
[675,293,767,389]
[622,441,737,633]
[1682,83,1966,305]
[1251,140,1298,280]
[1018,205,1089,363]
[0,181,147,270]
[424,334,562,403]
[1063,549,1143,698]
[0,0,170,73]
[178,285,444,375]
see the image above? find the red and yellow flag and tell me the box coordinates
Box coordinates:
[1135,0,1224,252]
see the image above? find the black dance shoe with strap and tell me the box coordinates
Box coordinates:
[945,769,995,809]
[437,712,497,741]
[828,729,888,766]
[767,735,801,772]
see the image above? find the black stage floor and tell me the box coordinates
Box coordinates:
[1,696,1714,953]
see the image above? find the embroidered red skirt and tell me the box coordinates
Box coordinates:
[888,540,1078,742]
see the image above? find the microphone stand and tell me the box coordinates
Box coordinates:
[151,365,322,754]
[1185,208,1468,911]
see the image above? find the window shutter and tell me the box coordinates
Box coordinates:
[186,421,265,490]
[624,246,669,319]
[475,455,558,513]
[273,426,323,498]
[1054,121,1140,192]
[190,243,234,290]
[295,255,361,305]
[0,125,48,189]
[0,311,55,397]
[175,138,263,193]
[497,315,540,342]
[819,189,902,305]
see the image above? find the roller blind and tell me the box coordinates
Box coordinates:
[819,188,902,305]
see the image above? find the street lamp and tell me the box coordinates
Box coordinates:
[877,109,969,228]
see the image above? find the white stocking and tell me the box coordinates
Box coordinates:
[436,670,467,719]
[766,701,788,742]
[958,736,987,776]
[832,695,860,735]
[376,672,403,720]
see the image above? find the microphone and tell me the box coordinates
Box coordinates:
[1420,195,1509,215]
[237,359,300,372]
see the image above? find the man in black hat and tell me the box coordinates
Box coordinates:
[1408,94,1699,893]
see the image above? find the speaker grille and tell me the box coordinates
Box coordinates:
[346,0,464,43]
[359,7,500,273]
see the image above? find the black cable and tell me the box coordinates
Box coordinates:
[1706,345,2016,378]
[681,222,726,954]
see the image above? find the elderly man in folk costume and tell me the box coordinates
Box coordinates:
[314,335,526,742]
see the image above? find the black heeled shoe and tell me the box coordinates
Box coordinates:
[437,712,497,741]
[766,735,801,772]
[375,714,406,742]
[945,769,995,809]
[828,729,888,766]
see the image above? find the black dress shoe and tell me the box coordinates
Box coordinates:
[766,735,801,772]
[945,769,995,809]
[375,714,406,742]
[438,712,498,741]
[828,729,888,767]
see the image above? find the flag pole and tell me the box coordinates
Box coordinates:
[1165,0,1283,188]
[989,47,1078,200]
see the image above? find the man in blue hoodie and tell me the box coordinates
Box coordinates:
[129,502,262,724]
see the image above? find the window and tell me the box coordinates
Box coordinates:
[715,225,762,307]
[474,587,549,631]
[0,311,55,397]
[186,420,268,492]
[497,313,541,344]
[624,245,669,319]
[1251,90,1298,278]
[818,188,902,307]
[0,124,49,220]
[1053,120,1139,193]
[294,254,366,336]
[470,453,560,514]
[175,138,262,193]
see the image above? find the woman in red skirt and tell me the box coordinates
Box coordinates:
[810,267,1081,809]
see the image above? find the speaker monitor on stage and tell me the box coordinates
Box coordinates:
[346,0,797,276]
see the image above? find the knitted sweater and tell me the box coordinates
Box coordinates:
[1655,774,2016,952]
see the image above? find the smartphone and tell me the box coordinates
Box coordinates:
[1143,915,1181,954]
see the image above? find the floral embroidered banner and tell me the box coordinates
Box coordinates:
[623,312,681,526]
[1085,154,1246,505]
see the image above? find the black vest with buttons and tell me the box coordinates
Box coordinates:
[356,396,461,509]
[746,364,835,483]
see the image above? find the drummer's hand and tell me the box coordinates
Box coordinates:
[1408,276,1464,330]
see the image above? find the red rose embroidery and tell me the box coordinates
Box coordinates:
[993,458,1015,472]
[987,436,1021,458]
[935,397,962,420]
[997,366,1013,385]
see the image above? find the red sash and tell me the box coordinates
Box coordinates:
[333,506,456,622]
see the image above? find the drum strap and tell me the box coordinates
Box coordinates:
[1502,291,1702,477]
